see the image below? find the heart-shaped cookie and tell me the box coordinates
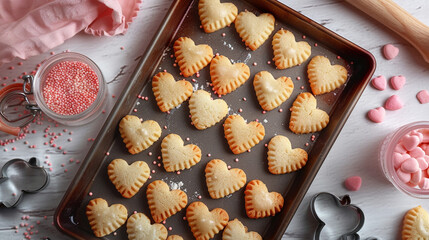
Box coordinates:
[86,198,128,237]
[174,37,213,77]
[272,29,311,69]
[189,90,228,130]
[205,159,246,199]
[244,180,284,219]
[198,0,237,33]
[152,72,193,112]
[210,55,250,95]
[107,159,150,198]
[126,212,167,240]
[146,180,188,223]
[267,135,308,174]
[186,201,229,240]
[402,206,429,239]
[161,133,202,172]
[119,115,162,154]
[224,115,265,154]
[235,11,275,51]
[253,71,294,111]
[289,92,329,134]
[308,55,348,95]
[167,235,184,240]
[222,218,262,240]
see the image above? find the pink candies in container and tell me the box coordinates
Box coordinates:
[379,121,429,198]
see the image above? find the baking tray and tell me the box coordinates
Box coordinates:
[54,0,376,239]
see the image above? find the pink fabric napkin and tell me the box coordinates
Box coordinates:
[0,0,141,65]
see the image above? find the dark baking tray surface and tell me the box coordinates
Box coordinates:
[55,0,375,239]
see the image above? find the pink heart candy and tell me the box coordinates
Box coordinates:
[419,178,429,189]
[344,176,362,191]
[396,168,411,183]
[393,153,410,169]
[418,129,429,143]
[417,90,429,104]
[410,130,424,142]
[390,75,406,90]
[371,75,386,91]
[401,158,420,173]
[383,44,399,60]
[384,95,403,110]
[394,143,407,154]
[409,147,425,158]
[367,107,385,123]
[416,157,429,170]
[410,170,423,186]
[401,134,421,151]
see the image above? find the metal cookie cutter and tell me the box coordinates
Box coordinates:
[0,157,49,207]
[310,192,365,240]
[0,75,41,136]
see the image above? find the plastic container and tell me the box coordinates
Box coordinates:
[379,121,429,198]
[32,52,107,126]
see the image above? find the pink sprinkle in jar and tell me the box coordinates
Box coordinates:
[379,121,429,198]
[33,52,107,126]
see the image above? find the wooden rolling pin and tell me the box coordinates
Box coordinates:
[345,0,429,63]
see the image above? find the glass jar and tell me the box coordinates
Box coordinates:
[32,52,107,126]
[379,121,429,198]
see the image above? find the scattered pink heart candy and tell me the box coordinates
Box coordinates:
[401,158,420,173]
[367,107,385,123]
[371,75,386,91]
[417,90,429,104]
[416,157,429,170]
[390,75,406,90]
[383,44,399,60]
[396,168,411,183]
[409,147,425,158]
[344,176,362,191]
[384,95,403,110]
[410,170,423,186]
[393,153,410,169]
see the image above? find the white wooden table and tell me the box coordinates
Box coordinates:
[1,0,428,239]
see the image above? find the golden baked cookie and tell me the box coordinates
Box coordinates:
[86,198,128,237]
[107,159,150,198]
[152,72,193,112]
[235,11,275,50]
[224,115,265,154]
[253,71,294,111]
[205,159,246,199]
[147,180,188,223]
[198,0,237,33]
[167,235,184,240]
[189,90,228,130]
[267,135,308,174]
[402,205,429,240]
[161,133,202,172]
[289,92,329,134]
[244,180,284,219]
[174,37,213,77]
[186,201,229,240]
[222,218,262,240]
[210,55,250,95]
[307,55,348,95]
[126,212,168,240]
[272,29,311,69]
[119,115,162,154]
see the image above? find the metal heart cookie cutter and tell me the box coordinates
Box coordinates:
[0,157,49,207]
[310,192,365,240]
